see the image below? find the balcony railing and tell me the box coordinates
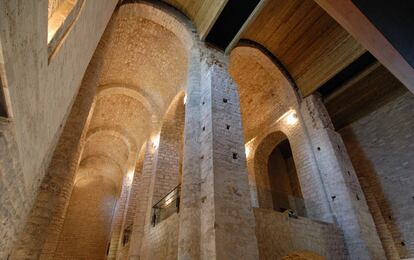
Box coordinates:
[151,184,181,226]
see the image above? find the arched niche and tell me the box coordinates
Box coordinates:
[253,131,305,216]
[151,91,186,204]
[231,44,331,221]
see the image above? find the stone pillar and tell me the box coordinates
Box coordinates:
[179,47,260,260]
[178,45,202,260]
[301,94,386,259]
[107,174,131,259]
[115,144,147,259]
[128,141,156,259]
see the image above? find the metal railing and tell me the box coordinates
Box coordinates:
[151,184,181,226]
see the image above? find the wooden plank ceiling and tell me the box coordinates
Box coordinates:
[325,62,407,130]
[164,0,228,39]
[241,0,366,97]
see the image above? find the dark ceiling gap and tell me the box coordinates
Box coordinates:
[206,0,260,50]
[318,52,377,98]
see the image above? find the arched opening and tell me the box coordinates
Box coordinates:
[253,131,306,216]
[268,138,303,214]
[48,0,85,57]
[150,92,186,226]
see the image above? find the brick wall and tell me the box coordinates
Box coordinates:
[54,176,118,259]
[0,1,117,257]
[140,213,179,260]
[254,208,347,259]
[340,91,414,259]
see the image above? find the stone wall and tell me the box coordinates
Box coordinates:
[340,91,414,259]
[0,0,117,257]
[140,213,179,260]
[54,177,118,259]
[254,208,346,259]
[230,46,332,222]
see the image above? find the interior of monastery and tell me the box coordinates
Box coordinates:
[0,0,413,259]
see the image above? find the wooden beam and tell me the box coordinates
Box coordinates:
[225,0,268,54]
[314,0,414,93]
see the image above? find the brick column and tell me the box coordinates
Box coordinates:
[301,94,386,259]
[107,173,131,259]
[128,141,156,259]
[178,45,203,260]
[186,47,260,259]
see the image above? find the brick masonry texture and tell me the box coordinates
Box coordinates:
[1,0,413,259]
[0,0,118,258]
[340,90,414,259]
[54,176,118,259]
[254,208,346,259]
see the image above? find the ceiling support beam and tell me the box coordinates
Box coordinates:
[314,0,414,93]
[224,0,268,54]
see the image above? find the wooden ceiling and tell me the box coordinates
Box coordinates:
[241,0,366,97]
[325,62,407,130]
[164,0,228,39]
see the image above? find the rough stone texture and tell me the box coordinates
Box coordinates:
[107,175,131,260]
[301,94,386,259]
[254,208,346,259]
[116,143,147,259]
[197,50,259,260]
[0,120,28,260]
[3,1,410,259]
[177,44,203,260]
[340,91,414,259]
[54,176,118,259]
[10,51,101,259]
[140,213,180,260]
[150,92,185,204]
[229,46,332,222]
[0,0,117,257]
[128,141,157,259]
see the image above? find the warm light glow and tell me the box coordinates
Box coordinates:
[273,109,299,127]
[285,111,298,125]
[245,145,251,158]
[126,169,134,186]
[183,94,187,105]
[151,133,160,149]
[164,197,174,206]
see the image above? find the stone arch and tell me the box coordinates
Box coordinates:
[231,45,332,221]
[252,131,305,215]
[97,83,162,123]
[151,91,186,204]
[85,125,138,155]
[120,0,196,50]
[229,45,300,142]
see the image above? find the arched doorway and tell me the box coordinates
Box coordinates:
[268,138,303,214]
[253,131,306,216]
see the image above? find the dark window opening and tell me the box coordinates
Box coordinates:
[268,139,306,217]
[0,73,8,118]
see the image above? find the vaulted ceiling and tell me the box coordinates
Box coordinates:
[164,0,227,38]
[241,0,365,97]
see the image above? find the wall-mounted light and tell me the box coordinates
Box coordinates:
[183,94,187,105]
[245,145,251,159]
[285,111,298,125]
[126,169,134,186]
[151,133,160,150]
[274,109,299,126]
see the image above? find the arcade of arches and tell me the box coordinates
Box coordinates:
[1,0,413,259]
